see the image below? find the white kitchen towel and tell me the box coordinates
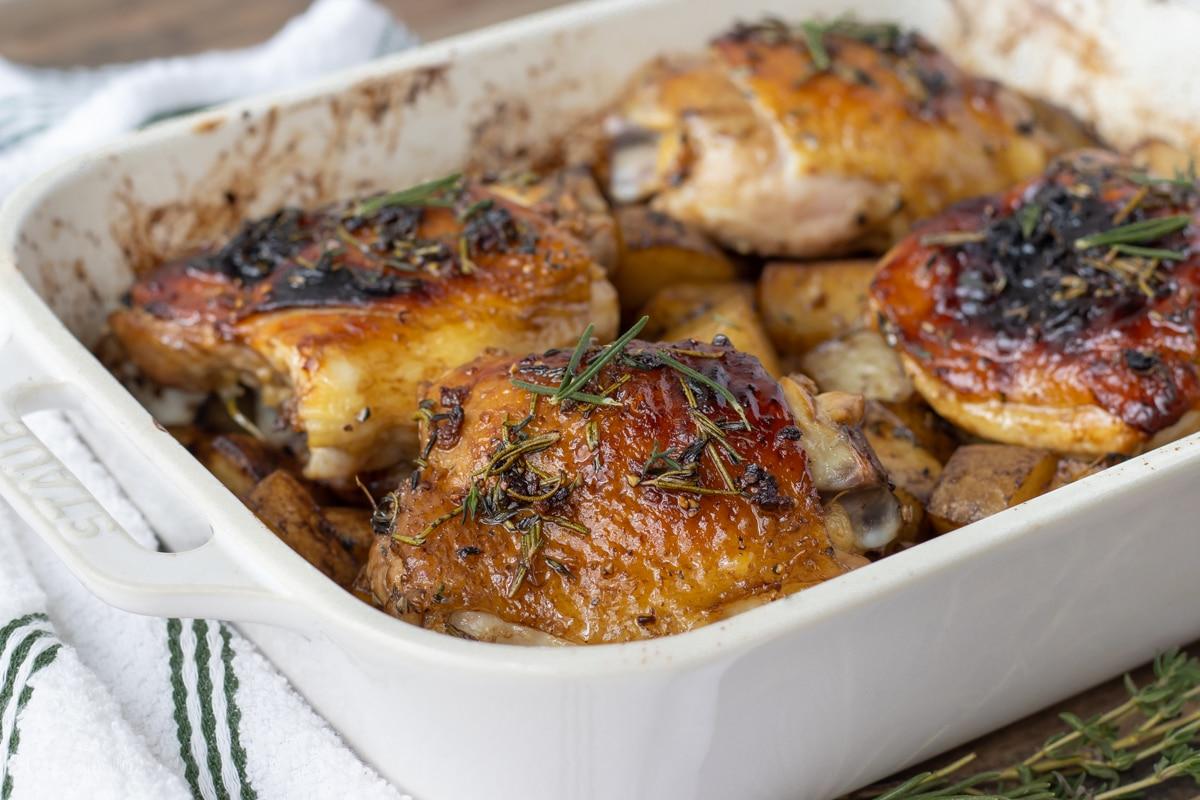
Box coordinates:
[0,2,418,798]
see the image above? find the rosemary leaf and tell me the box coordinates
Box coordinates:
[563,323,596,386]
[800,21,831,70]
[354,173,462,216]
[1110,243,1187,261]
[655,350,751,430]
[553,316,648,402]
[1075,214,1190,250]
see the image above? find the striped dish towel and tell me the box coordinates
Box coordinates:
[0,2,418,798]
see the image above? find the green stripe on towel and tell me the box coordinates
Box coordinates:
[168,618,205,799]
[219,624,256,800]
[193,620,231,800]
[1,643,61,800]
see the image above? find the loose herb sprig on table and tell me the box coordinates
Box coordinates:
[854,648,1200,800]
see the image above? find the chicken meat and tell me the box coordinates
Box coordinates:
[366,332,896,644]
[870,150,1200,455]
[110,175,619,480]
[604,18,1085,257]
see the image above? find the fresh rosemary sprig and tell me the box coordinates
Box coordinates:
[800,20,833,71]
[508,316,649,406]
[854,648,1200,800]
[1110,243,1187,261]
[354,173,462,216]
[554,316,648,402]
[797,17,902,71]
[1074,214,1191,250]
[655,350,751,430]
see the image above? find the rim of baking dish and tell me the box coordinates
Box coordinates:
[2,0,1198,679]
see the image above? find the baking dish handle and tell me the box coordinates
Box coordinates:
[0,340,295,626]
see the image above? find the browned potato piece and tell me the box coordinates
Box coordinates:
[759,260,876,355]
[1047,454,1125,492]
[862,402,943,504]
[193,433,281,499]
[246,471,359,587]
[927,445,1058,533]
[663,292,782,376]
[322,507,375,565]
[639,282,755,338]
[879,401,959,463]
[800,329,913,403]
[614,206,739,315]
[891,487,928,547]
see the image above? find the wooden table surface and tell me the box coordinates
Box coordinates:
[0,1,1192,796]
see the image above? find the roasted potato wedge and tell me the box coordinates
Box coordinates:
[862,402,943,504]
[890,487,929,548]
[927,445,1058,533]
[639,282,755,338]
[246,471,359,587]
[322,506,376,565]
[663,291,782,376]
[800,329,913,403]
[1047,454,1125,492]
[878,400,960,463]
[193,433,282,499]
[759,260,876,355]
[614,206,740,315]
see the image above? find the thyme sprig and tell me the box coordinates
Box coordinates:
[354,173,463,216]
[855,648,1200,800]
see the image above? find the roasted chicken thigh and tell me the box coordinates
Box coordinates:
[111,176,618,480]
[366,333,886,644]
[871,150,1200,455]
[605,19,1075,257]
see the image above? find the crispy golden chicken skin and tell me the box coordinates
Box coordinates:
[871,150,1200,455]
[365,337,859,644]
[605,19,1075,257]
[110,176,618,480]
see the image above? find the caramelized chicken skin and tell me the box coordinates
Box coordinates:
[605,19,1072,257]
[366,337,866,644]
[110,176,618,480]
[871,150,1200,454]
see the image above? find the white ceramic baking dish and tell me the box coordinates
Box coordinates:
[3,1,1200,798]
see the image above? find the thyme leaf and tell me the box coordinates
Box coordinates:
[854,648,1200,800]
